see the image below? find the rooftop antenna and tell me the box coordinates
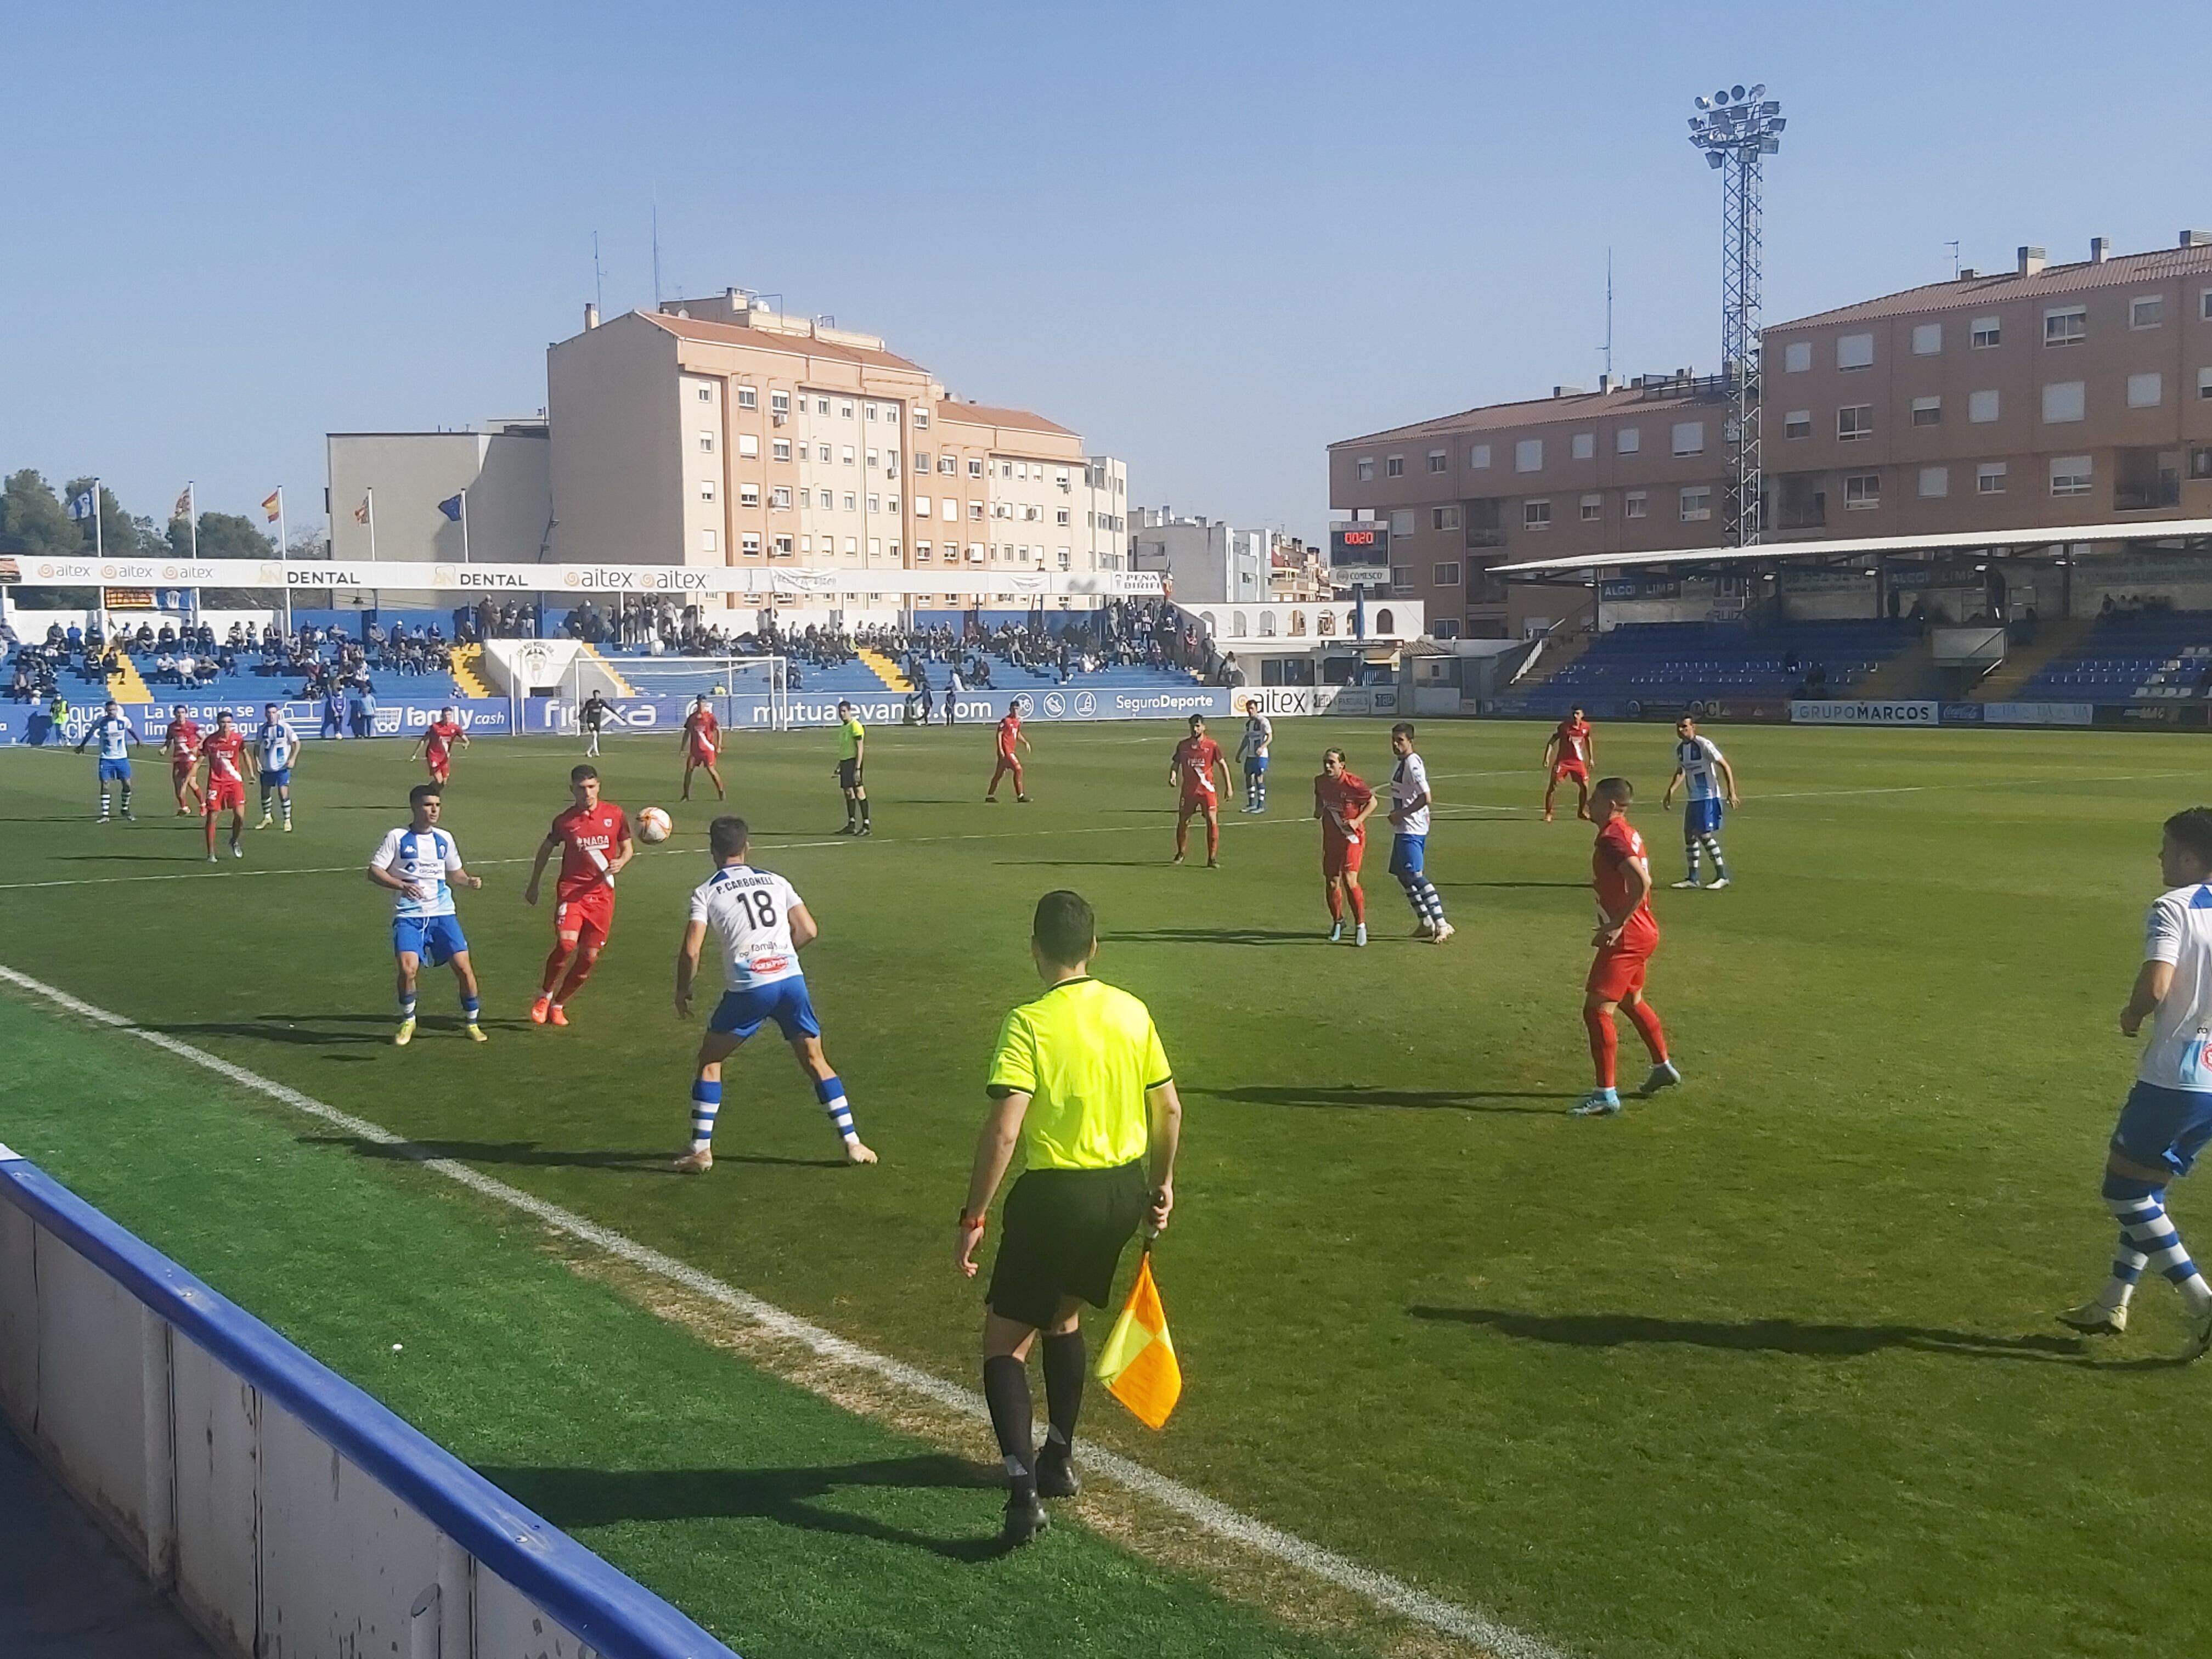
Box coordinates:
[1601,247,1615,381]
[592,230,603,314]
[1945,239,1960,279]
[651,193,663,310]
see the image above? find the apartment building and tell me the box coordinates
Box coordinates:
[545,290,1127,609]
[1128,509,1268,604]
[1330,233,2212,637]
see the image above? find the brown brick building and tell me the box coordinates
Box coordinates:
[1330,234,2212,636]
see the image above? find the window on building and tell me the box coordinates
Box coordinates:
[1572,432,1595,460]
[699,480,716,501]
[1782,410,1811,439]
[1431,505,1462,530]
[2203,289,2212,321]
[915,497,931,518]
[1838,405,1874,440]
[843,536,857,553]
[866,449,880,470]
[1432,562,1462,585]
[1843,473,1880,510]
[1390,566,1412,595]
[1624,490,1647,518]
[697,385,713,402]
[839,401,855,419]
[1784,340,1812,373]
[968,459,984,477]
[2132,296,2166,329]
[2045,306,2087,346]
[1969,389,2000,422]
[817,490,833,509]
[913,407,928,428]
[1616,426,1640,454]
[867,494,881,514]
[816,443,832,461]
[737,386,758,408]
[798,535,811,554]
[1428,449,1448,472]
[2129,371,2165,408]
[1356,456,1376,481]
[915,541,932,561]
[697,431,714,453]
[737,433,759,458]
[1910,396,1942,426]
[1918,466,1949,498]
[1058,548,1071,570]
[1672,421,1705,456]
[774,534,793,556]
[839,445,855,465]
[739,483,760,507]
[1912,323,1943,355]
[1056,507,1070,526]
[842,492,857,511]
[772,438,791,461]
[1515,438,1544,472]
[815,397,830,414]
[969,501,984,521]
[1522,499,1551,530]
[2043,380,2086,422]
[1386,455,1405,477]
[1679,486,1712,521]
[1837,332,1875,369]
[771,486,792,509]
[1389,508,1416,537]
[912,451,929,472]
[1971,316,2001,348]
[939,456,956,473]
[741,532,761,555]
[1580,493,1602,521]
[2051,456,2093,495]
[770,391,790,414]
[699,528,718,552]
[1976,462,2006,494]
[2200,367,2212,399]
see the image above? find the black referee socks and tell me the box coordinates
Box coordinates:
[983,1355,1035,1492]
[1042,1329,1086,1447]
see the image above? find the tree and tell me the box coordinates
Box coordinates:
[0,470,78,556]
[285,519,328,561]
[60,477,162,557]
[190,512,276,561]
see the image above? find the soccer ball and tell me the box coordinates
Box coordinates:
[637,806,673,844]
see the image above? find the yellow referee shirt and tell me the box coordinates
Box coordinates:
[986,975,1171,1171]
[838,716,865,761]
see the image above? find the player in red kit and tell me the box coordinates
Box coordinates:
[1573,777,1680,1117]
[1169,714,1232,867]
[523,764,634,1027]
[162,705,202,814]
[196,709,257,862]
[412,707,468,783]
[1313,747,1376,945]
[1542,706,1596,822]
[986,699,1031,803]
[679,695,725,800]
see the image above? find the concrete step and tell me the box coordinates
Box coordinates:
[1970,618,2092,702]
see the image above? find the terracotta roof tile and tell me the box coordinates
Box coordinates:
[1333,385,1722,449]
[637,309,927,374]
[933,400,1076,437]
[1773,241,2212,330]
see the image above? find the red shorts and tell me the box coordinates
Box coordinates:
[1586,944,1654,1003]
[1553,761,1589,783]
[554,886,616,946]
[205,779,245,814]
[427,755,452,781]
[1322,833,1365,877]
[171,756,196,779]
[687,745,716,765]
[1178,791,1218,819]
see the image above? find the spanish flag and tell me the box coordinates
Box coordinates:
[262,490,281,524]
[1095,1250,1181,1429]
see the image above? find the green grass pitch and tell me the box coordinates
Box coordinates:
[4,716,2211,1658]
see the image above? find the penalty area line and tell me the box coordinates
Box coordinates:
[0,962,1568,1659]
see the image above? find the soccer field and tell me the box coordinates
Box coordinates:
[4,716,2210,1658]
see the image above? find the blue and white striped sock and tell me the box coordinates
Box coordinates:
[690,1079,721,1152]
[2110,1189,2212,1310]
[1685,843,1702,882]
[398,992,417,1022]
[1415,879,1446,924]
[98,789,110,818]
[816,1075,859,1144]
[1701,836,1728,879]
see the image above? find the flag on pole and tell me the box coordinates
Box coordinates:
[172,485,194,522]
[352,497,371,524]
[67,489,96,522]
[437,494,464,522]
[262,490,282,523]
[1094,1249,1181,1429]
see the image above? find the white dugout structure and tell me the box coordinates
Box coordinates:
[0,1146,736,1659]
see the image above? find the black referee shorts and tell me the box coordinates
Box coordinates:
[986,1160,1149,1330]
[838,759,862,790]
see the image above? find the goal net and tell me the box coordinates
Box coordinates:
[565,654,792,733]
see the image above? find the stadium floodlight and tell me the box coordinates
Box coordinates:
[1688,81,1786,549]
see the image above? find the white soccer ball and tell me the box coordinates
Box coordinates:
[637,806,673,844]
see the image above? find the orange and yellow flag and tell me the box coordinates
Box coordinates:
[1095,1250,1181,1429]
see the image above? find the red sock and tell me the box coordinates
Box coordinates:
[1583,1006,1618,1089]
[541,944,572,995]
[1624,998,1667,1062]
[1326,887,1344,922]
[1348,885,1366,923]
[555,949,599,1004]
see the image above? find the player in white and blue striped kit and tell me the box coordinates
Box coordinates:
[74,699,139,822]
[256,702,302,832]
[1661,716,1740,890]
[367,783,487,1047]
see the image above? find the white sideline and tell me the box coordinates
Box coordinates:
[0,962,1567,1659]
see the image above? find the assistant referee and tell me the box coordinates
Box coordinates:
[956,889,1182,1545]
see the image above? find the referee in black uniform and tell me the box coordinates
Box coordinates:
[957,890,1182,1544]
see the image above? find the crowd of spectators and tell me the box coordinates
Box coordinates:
[2,613,456,703]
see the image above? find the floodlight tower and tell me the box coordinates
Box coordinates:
[1688,84,1785,546]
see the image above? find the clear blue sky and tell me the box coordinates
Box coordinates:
[5,1,2205,544]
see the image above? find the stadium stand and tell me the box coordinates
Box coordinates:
[1496,618,1916,716]
[2016,609,2212,701]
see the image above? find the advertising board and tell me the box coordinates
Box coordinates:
[1787,700,1941,726]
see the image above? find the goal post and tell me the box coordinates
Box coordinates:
[561,653,791,733]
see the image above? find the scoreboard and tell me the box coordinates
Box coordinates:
[1328,523,1390,587]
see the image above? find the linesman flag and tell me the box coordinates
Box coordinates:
[261,490,282,524]
[1094,1248,1181,1429]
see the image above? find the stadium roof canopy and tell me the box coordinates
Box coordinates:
[1493,517,2212,577]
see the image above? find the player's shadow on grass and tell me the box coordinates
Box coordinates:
[1439,880,1592,890]
[306,1133,845,1173]
[145,1015,405,1047]
[479,1455,1008,1562]
[1408,1305,2088,1363]
[1103,927,1315,946]
[1194,1084,1568,1114]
